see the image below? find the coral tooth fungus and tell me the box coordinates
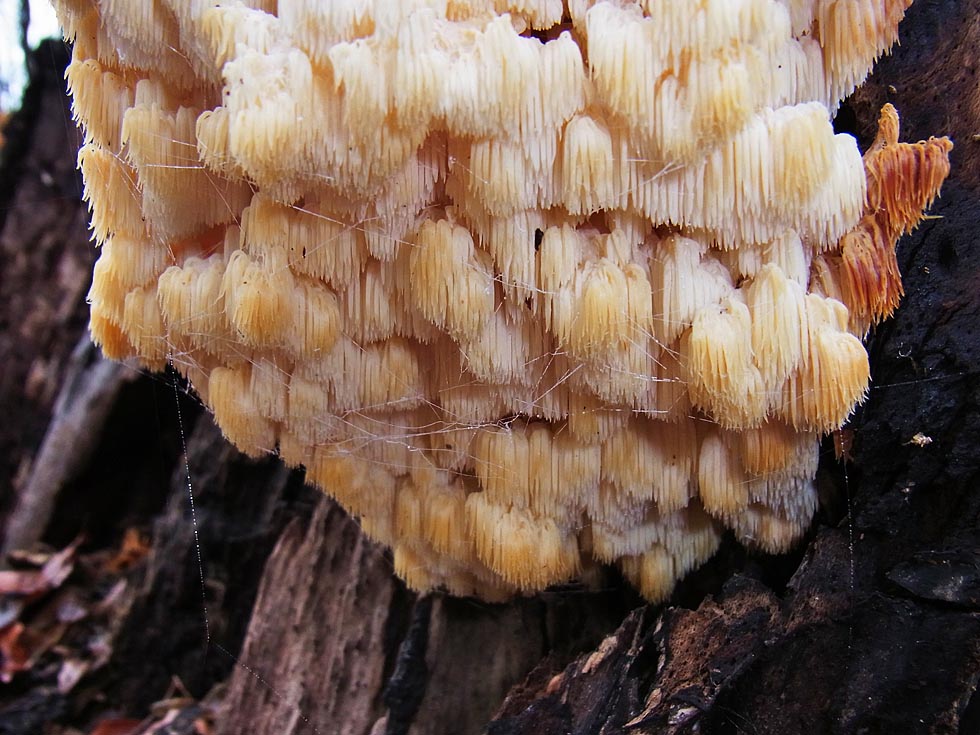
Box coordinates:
[56,0,950,601]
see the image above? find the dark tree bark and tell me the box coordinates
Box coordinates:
[1,3,978,734]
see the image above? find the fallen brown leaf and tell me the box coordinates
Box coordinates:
[105,529,150,574]
[88,719,142,735]
[57,657,91,693]
[95,579,128,616]
[0,622,40,682]
[143,708,181,734]
[0,539,80,597]
[55,590,90,624]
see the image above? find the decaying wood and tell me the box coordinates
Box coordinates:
[3,339,130,555]
[1,2,979,732]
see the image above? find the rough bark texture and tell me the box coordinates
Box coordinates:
[1,3,978,733]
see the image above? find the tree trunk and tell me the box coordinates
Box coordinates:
[1,3,978,733]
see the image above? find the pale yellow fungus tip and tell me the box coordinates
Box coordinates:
[56,0,949,601]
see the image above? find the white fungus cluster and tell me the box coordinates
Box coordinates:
[56,0,950,601]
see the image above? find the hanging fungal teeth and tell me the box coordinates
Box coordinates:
[57,0,950,602]
[465,492,581,589]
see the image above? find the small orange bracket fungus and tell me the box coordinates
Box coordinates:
[56,0,951,602]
